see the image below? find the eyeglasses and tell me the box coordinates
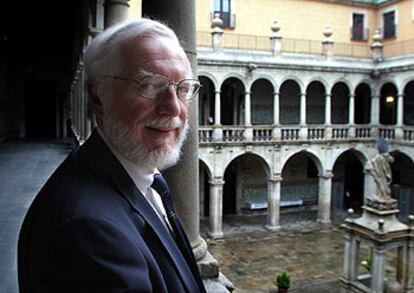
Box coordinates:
[103,75,201,101]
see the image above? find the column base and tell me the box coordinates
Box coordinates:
[199,251,235,292]
[209,231,224,239]
[193,236,208,261]
[265,224,281,231]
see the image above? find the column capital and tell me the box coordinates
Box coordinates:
[273,91,280,95]
[268,175,283,182]
[244,91,252,95]
[320,171,334,179]
[209,179,225,186]
[214,90,221,94]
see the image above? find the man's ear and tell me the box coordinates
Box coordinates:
[87,83,104,124]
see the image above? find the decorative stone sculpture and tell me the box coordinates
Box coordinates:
[365,139,394,202]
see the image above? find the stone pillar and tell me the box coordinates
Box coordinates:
[396,93,404,140]
[300,92,306,125]
[273,91,280,125]
[270,21,282,56]
[322,26,334,59]
[214,90,221,126]
[209,180,224,238]
[371,247,386,293]
[318,171,333,224]
[104,0,130,28]
[325,94,331,125]
[343,233,360,281]
[244,91,252,126]
[244,91,253,141]
[371,29,383,63]
[142,0,207,261]
[266,176,282,231]
[348,94,355,138]
[406,216,414,292]
[211,14,224,53]
[371,94,380,137]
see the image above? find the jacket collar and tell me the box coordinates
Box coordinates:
[80,129,199,292]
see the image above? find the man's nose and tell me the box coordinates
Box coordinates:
[156,85,182,117]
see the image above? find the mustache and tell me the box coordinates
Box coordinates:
[144,116,183,129]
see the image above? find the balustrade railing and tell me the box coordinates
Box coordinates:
[308,127,325,140]
[253,127,273,141]
[223,127,245,142]
[332,127,349,139]
[379,127,395,140]
[281,128,300,141]
[198,125,412,145]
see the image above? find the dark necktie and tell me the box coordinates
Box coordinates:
[151,174,206,293]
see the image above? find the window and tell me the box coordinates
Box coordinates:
[214,0,235,28]
[351,13,368,41]
[383,11,396,39]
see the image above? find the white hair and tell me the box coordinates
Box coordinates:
[84,18,184,101]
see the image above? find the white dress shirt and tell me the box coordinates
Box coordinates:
[97,129,171,231]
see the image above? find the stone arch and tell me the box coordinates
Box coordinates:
[222,153,271,215]
[278,76,305,93]
[306,77,329,91]
[389,150,414,222]
[198,76,216,125]
[330,78,353,93]
[279,79,301,125]
[379,82,398,125]
[198,72,219,89]
[220,76,246,125]
[403,79,414,125]
[247,74,277,91]
[331,149,366,219]
[306,80,326,124]
[251,78,274,125]
[331,82,351,124]
[199,158,213,217]
[280,150,323,221]
[354,82,372,124]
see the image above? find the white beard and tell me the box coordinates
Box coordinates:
[103,112,188,171]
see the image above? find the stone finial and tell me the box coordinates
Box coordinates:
[211,13,223,31]
[323,25,333,39]
[271,21,281,36]
[371,28,383,62]
[211,13,224,52]
[347,208,354,216]
[322,25,334,58]
[270,21,282,56]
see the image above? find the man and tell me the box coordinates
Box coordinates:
[18,18,206,293]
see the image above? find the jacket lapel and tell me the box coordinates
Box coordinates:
[80,130,199,292]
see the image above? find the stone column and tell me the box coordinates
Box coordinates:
[343,233,360,281]
[299,92,307,139]
[349,94,355,138]
[266,176,282,231]
[406,216,414,292]
[213,90,223,142]
[371,247,386,293]
[142,0,207,261]
[272,91,281,140]
[273,91,280,125]
[396,93,404,140]
[318,171,333,224]
[270,21,282,57]
[322,26,334,59]
[371,29,383,63]
[211,14,224,53]
[104,0,130,28]
[244,91,252,126]
[325,94,332,139]
[371,94,380,137]
[244,91,253,141]
[209,180,224,238]
[300,92,306,125]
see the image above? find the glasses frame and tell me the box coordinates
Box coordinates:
[103,74,201,101]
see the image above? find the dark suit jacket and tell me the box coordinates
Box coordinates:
[18,130,205,293]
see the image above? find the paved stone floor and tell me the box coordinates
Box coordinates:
[0,138,71,293]
[201,214,345,293]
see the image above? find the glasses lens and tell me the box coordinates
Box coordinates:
[139,76,168,99]
[178,80,201,100]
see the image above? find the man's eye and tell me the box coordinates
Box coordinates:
[141,83,159,92]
